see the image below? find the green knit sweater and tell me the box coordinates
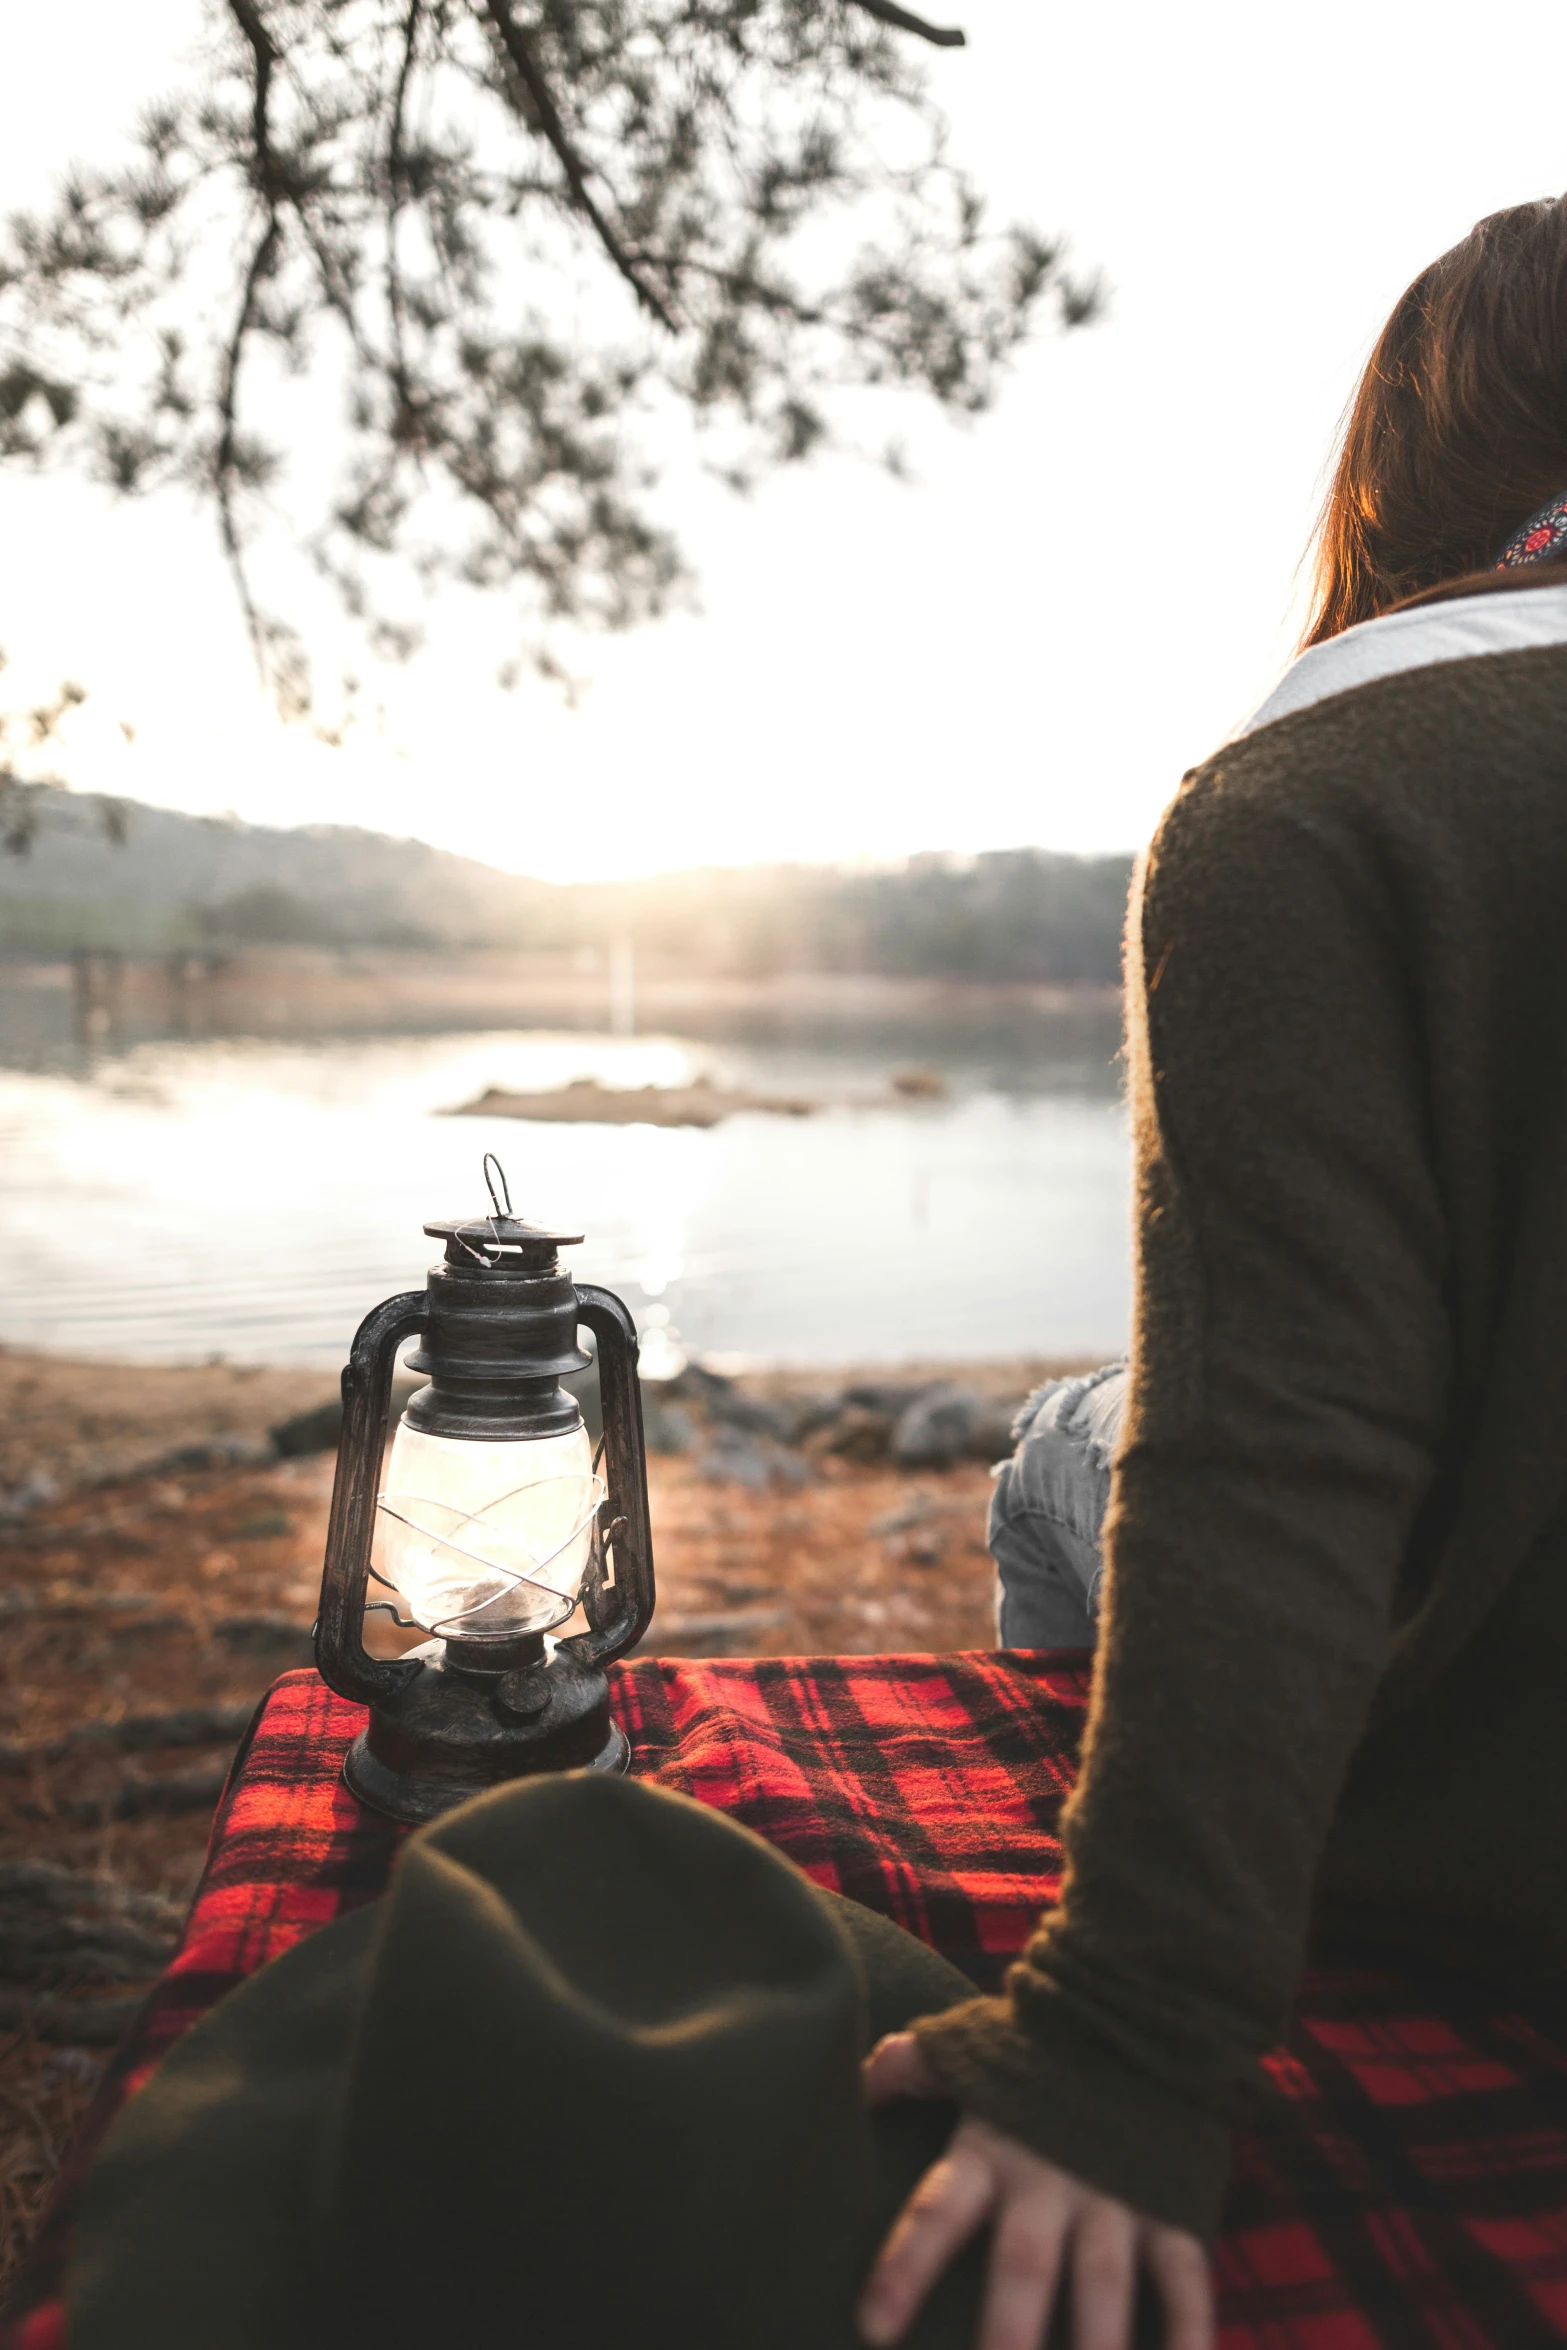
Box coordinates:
[915,607,1567,2240]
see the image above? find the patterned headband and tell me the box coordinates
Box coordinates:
[1495,491,1567,568]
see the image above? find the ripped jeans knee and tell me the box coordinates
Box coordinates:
[989,1362,1127,1650]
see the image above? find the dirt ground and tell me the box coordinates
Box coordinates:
[0,1345,1089,2293]
[0,1349,339,1501]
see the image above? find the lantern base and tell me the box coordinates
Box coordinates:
[344,1716,627,1826]
[339,1642,630,1826]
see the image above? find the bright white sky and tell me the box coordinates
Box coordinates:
[5,1,1567,881]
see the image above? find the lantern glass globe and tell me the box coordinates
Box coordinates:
[376,1413,600,1641]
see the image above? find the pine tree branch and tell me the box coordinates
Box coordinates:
[0,0,1074,718]
[217,3,290,686]
[214,215,281,680]
[480,0,679,333]
[847,0,966,47]
[385,0,423,425]
[650,252,828,329]
[224,0,284,195]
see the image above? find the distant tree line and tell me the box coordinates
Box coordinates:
[194,883,433,951]
[541,851,1132,983]
[194,848,1133,983]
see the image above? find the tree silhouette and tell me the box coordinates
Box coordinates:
[0,1,1096,721]
[0,658,126,856]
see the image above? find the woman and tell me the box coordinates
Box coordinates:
[858,195,1567,2350]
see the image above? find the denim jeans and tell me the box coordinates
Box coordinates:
[989,1363,1128,1649]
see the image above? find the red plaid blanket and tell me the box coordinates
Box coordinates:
[6,1654,1567,2348]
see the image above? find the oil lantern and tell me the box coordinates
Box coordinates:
[313,1159,655,1823]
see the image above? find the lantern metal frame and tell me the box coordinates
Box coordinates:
[313,1194,655,1825]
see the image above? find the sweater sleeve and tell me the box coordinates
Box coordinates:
[913,761,1452,2240]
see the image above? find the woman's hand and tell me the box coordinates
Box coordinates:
[857,2034,1214,2350]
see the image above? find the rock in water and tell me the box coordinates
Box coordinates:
[449,1076,817,1129]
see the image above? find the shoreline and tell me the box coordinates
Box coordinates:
[0,1345,1093,1507]
[0,954,1121,1060]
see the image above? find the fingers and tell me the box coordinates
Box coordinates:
[862,2031,942,2106]
[1070,2201,1135,2350]
[1143,2228,1215,2350]
[859,2140,997,2345]
[859,2110,1214,2350]
[977,2189,1070,2350]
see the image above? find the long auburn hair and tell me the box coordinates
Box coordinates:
[1306,197,1567,646]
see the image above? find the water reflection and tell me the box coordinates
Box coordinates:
[0,998,1130,1370]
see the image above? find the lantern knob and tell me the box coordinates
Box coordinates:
[495,1663,554,1723]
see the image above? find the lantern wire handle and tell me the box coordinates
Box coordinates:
[476,1154,514,1260]
[446,1155,516,1267]
[483,1154,513,1219]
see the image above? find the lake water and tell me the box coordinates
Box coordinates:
[0,1011,1131,1371]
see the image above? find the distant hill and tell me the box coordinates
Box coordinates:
[0,793,1132,985]
[0,796,553,954]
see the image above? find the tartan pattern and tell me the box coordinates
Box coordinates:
[5,1654,1567,2347]
[614,1651,1091,1987]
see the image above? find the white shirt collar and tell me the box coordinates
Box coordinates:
[1240,581,1567,740]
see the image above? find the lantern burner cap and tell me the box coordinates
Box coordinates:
[426,1154,581,1266]
[424,1213,585,1264]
